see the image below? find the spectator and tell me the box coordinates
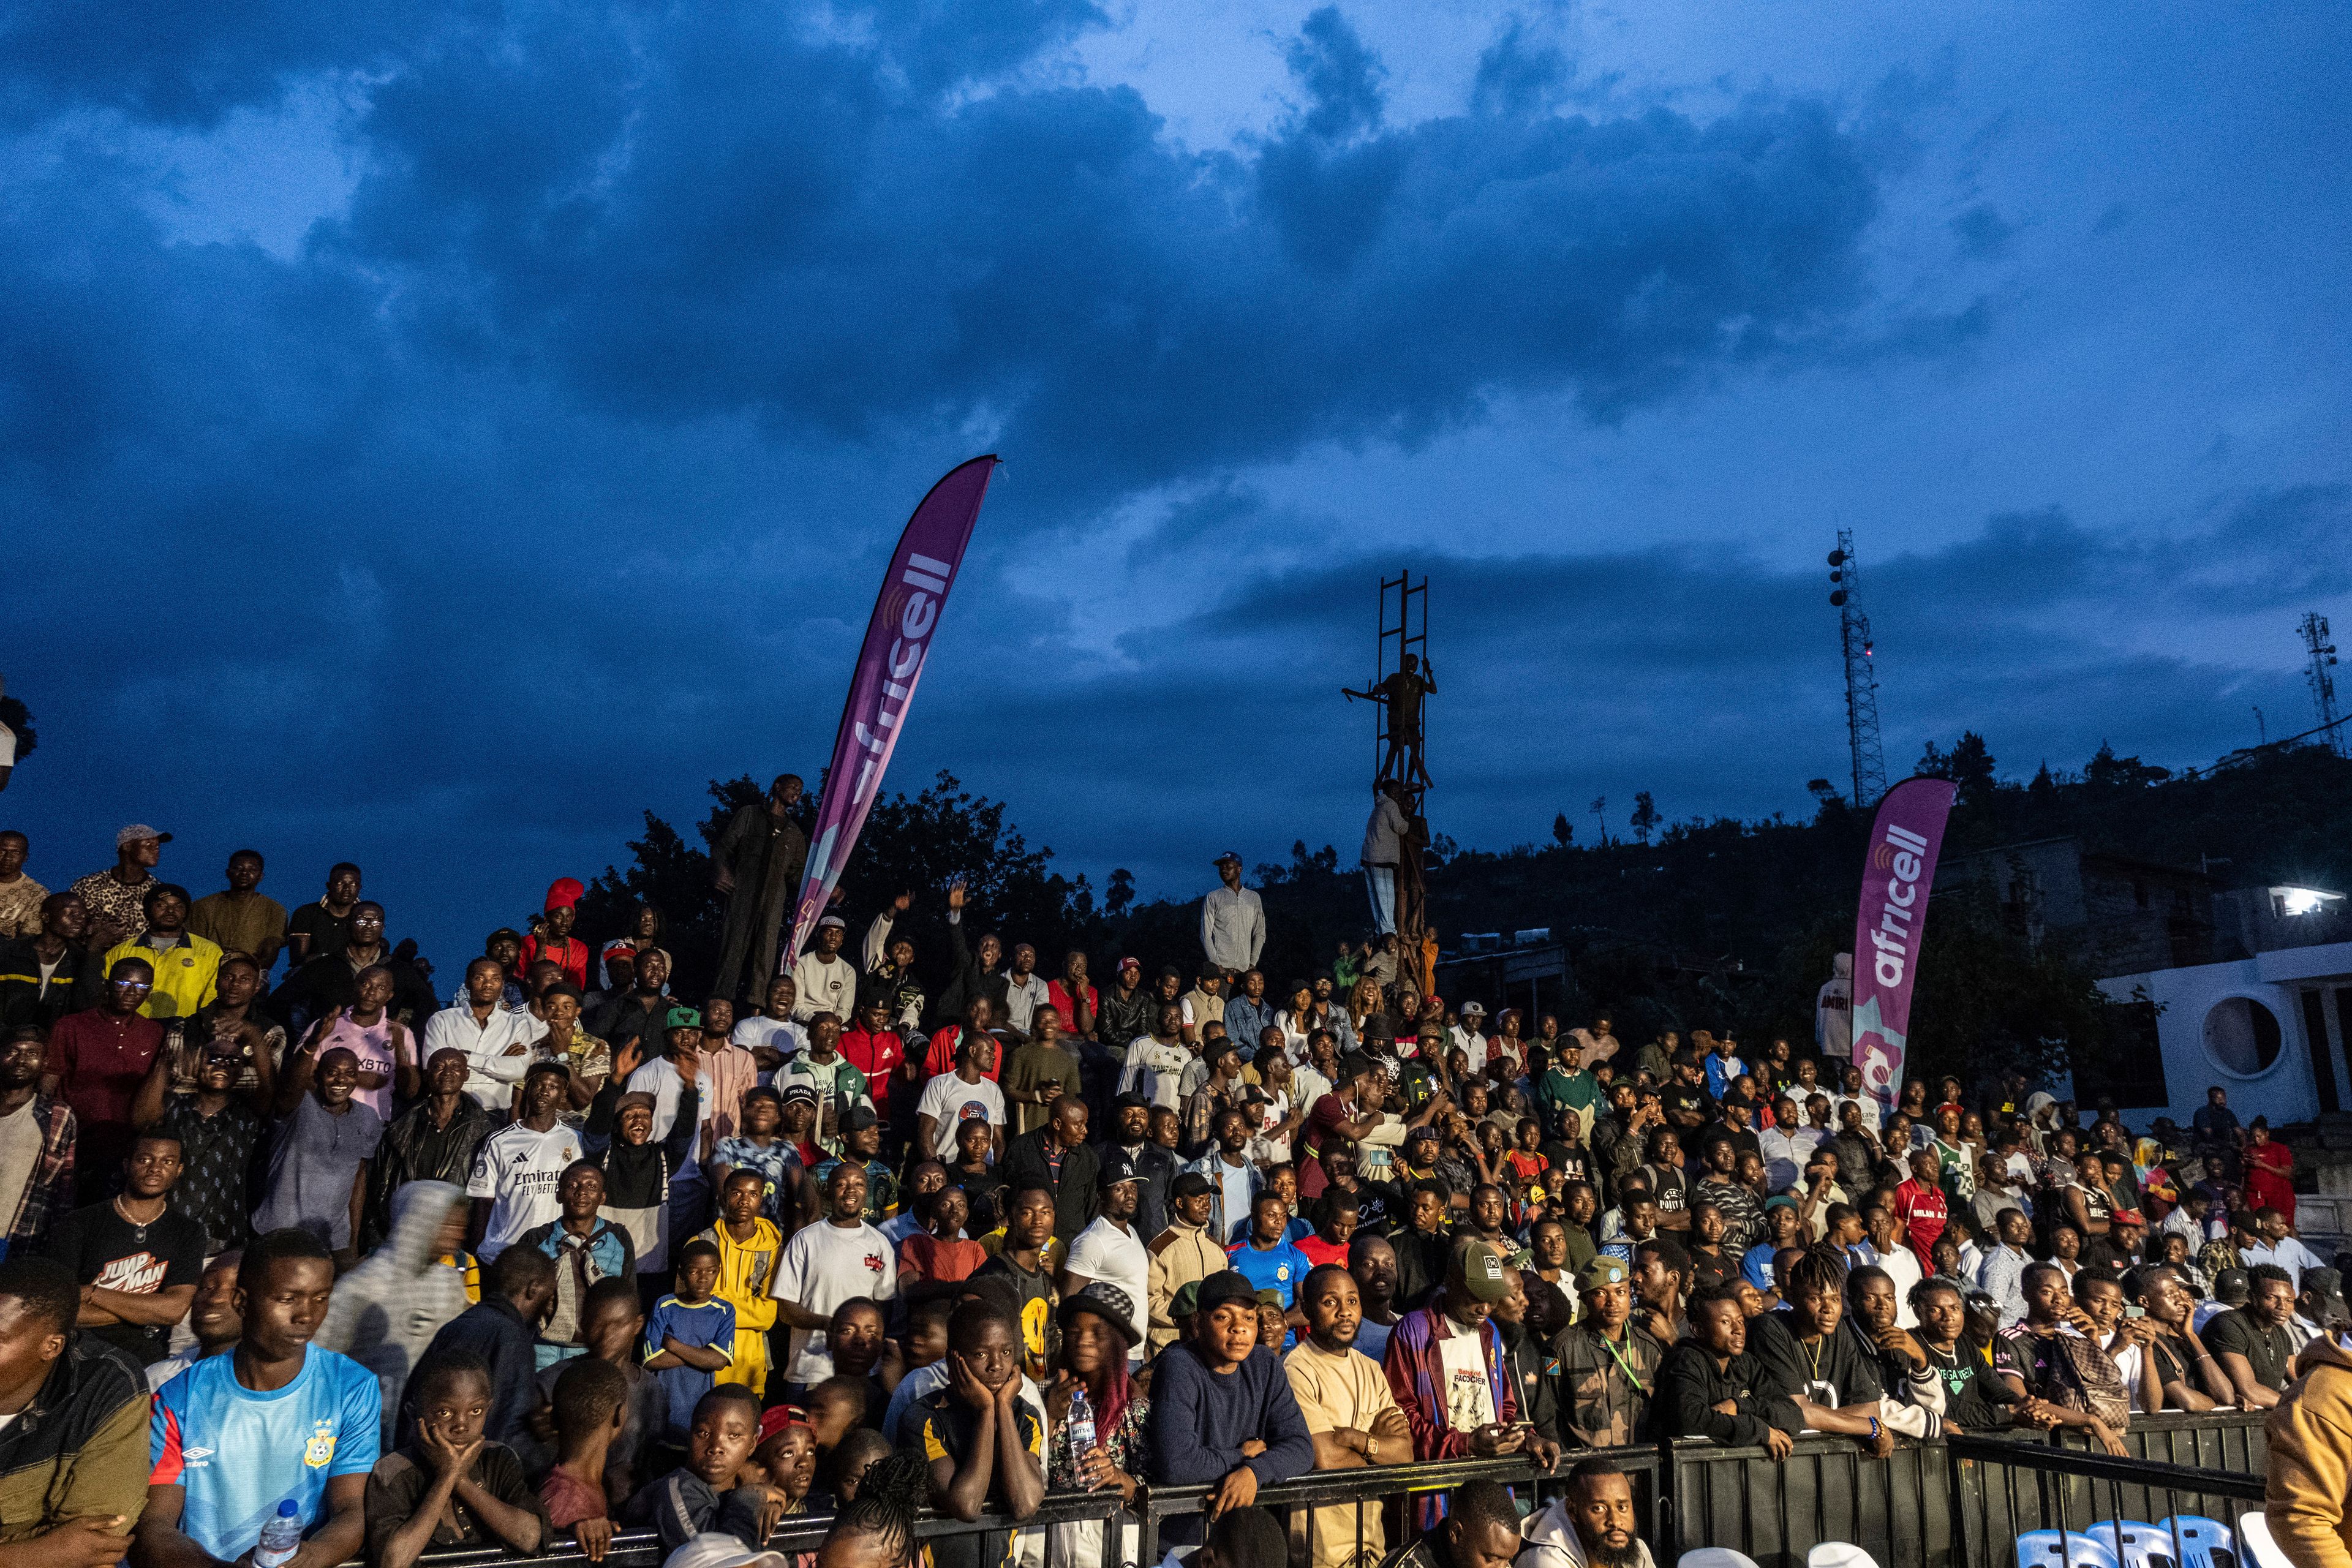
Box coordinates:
[46,956,164,1186]
[315,1181,475,1441]
[1748,1246,1897,1457]
[518,1161,637,1368]
[418,1243,558,1446]
[519,879,589,992]
[2267,1317,2352,1568]
[916,1028,1006,1162]
[0,893,92,1031]
[467,1062,584,1262]
[907,1298,1044,1566]
[1908,1277,2021,1430]
[0,831,43,940]
[1000,1092,1098,1244]
[428,958,544,1115]
[731,976,806,1072]
[0,1023,74,1259]
[1555,1254,1663,1449]
[184,851,285,974]
[526,1277,664,1500]
[363,1351,548,1568]
[625,1008,721,1245]
[139,1229,380,1568]
[274,903,435,1037]
[586,1048,696,1278]
[2246,1207,2330,1288]
[368,1047,494,1248]
[1283,1261,1409,1568]
[1844,1265,1954,1438]
[1001,1009,1080,1139]
[1226,1189,1311,1316]
[694,1169,782,1398]
[1656,1283,1796,1452]
[1200,853,1265,974]
[639,1241,729,1448]
[1145,1268,1314,1551]
[586,949,675,1069]
[1997,1261,2130,1453]
[294,963,417,1123]
[1147,1170,1226,1352]
[772,1162,897,1390]
[711,774,807,1007]
[164,944,279,1095]
[254,1041,385,1265]
[1379,1479,1524,1568]
[285,863,363,970]
[2127,1263,2235,1412]
[144,1250,243,1392]
[102,886,221,1022]
[709,1085,806,1229]
[69,826,165,956]
[1189,1105,1266,1249]
[1382,1239,1532,1469]
[899,1183,986,1307]
[1975,1206,2034,1329]
[2204,1261,2299,1409]
[1061,1152,1150,1360]
[1043,1281,1148,1568]
[538,1357,627,1556]
[41,1130,205,1365]
[1520,1457,1664,1568]
[816,1106,897,1226]
[791,916,857,1027]
[620,1384,769,1551]
[1632,1235,1691,1346]
[0,1254,153,1568]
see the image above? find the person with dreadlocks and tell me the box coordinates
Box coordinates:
[816,1450,929,1567]
[1745,1243,1896,1456]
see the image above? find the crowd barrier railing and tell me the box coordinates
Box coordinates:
[400,1412,2269,1568]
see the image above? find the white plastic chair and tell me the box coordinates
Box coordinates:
[2155,1515,2237,1568]
[1679,1551,1765,1568]
[1809,1545,1883,1568]
[2016,1529,2124,1568]
[2239,1510,2291,1568]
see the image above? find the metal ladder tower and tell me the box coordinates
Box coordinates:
[2303,612,2344,758]
[1377,571,1430,816]
[1828,530,1887,807]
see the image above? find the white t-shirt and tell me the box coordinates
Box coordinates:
[1438,1316,1496,1431]
[1872,1243,1924,1329]
[770,1219,897,1383]
[790,954,856,1024]
[1119,1035,1191,1110]
[734,1015,808,1061]
[916,1072,1005,1159]
[1065,1217,1149,1357]
[467,1121,584,1259]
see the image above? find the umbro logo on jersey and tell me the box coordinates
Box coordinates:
[183,1447,214,1461]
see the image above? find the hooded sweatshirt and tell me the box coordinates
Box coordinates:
[586,1077,700,1272]
[2267,1333,2352,1568]
[314,1179,473,1444]
[1518,1496,1661,1568]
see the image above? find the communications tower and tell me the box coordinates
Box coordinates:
[1827,531,1887,807]
[2304,612,2345,758]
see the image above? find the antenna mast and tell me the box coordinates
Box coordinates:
[2303,612,2344,758]
[1827,530,1887,807]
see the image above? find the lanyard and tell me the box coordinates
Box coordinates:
[1598,1330,1649,1395]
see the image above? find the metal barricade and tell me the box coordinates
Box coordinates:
[1947,1431,2266,1568]
[1669,1434,1962,1568]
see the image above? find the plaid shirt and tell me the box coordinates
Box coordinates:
[1,1093,75,1246]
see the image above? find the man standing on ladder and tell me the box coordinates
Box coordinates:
[1343,652,1436,791]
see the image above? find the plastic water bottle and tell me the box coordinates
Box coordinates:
[252,1499,304,1568]
[1066,1385,1096,1468]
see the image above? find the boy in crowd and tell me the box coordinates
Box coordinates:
[622,1385,775,1551]
[643,1240,735,1453]
[696,1169,783,1398]
[907,1298,1044,1568]
[539,1357,628,1558]
[363,1351,547,1568]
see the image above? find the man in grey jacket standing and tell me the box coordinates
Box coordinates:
[1361,782,1409,937]
[1200,853,1264,975]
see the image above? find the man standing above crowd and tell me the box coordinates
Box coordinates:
[712,774,807,1007]
[285,864,363,971]
[1200,853,1264,976]
[185,851,284,975]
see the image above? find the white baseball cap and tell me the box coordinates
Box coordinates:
[664,1534,792,1568]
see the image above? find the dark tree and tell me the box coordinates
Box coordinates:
[1629,793,1660,845]
[1551,812,1572,848]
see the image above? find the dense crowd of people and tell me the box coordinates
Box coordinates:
[0,807,2345,1568]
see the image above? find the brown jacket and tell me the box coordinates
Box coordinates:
[2267,1332,2352,1568]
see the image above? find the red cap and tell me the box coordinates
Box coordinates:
[545,877,586,911]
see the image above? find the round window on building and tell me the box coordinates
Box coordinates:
[2202,996,2283,1077]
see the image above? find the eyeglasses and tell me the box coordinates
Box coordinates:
[110,978,153,992]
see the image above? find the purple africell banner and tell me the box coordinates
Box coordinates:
[783,456,998,967]
[1851,776,1959,1118]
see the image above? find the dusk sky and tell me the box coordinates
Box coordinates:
[6,0,2348,969]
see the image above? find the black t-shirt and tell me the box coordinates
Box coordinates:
[1921,1333,2018,1427]
[1661,1086,1714,1158]
[1689,1245,1738,1292]
[1749,1312,1887,1409]
[2203,1307,2294,1392]
[286,902,354,965]
[42,1199,208,1363]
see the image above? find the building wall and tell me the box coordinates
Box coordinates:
[2097,941,2352,1127]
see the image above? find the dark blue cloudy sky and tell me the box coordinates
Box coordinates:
[6,0,2348,968]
